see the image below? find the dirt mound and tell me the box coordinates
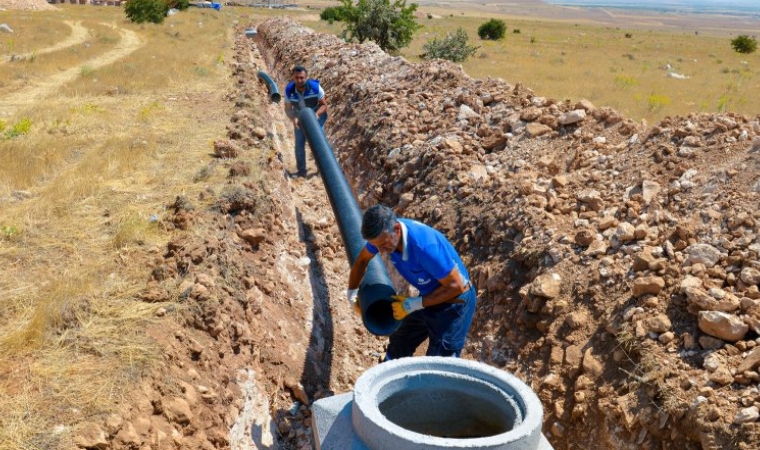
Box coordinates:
[0,0,56,10]
[257,17,760,450]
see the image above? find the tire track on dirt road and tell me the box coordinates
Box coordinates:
[1,20,89,64]
[0,25,143,116]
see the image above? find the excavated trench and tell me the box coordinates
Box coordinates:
[246,17,760,450]
[108,16,760,450]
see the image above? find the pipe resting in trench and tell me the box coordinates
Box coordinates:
[257,70,281,103]
[297,108,399,336]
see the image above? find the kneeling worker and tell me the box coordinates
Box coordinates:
[347,205,477,359]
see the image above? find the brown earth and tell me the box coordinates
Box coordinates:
[66,13,760,450]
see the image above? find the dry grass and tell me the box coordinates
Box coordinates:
[0,21,119,93]
[0,6,246,449]
[301,8,760,123]
[0,14,71,61]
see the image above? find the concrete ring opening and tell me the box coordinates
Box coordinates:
[352,357,544,450]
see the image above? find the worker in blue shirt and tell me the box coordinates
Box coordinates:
[283,65,328,177]
[347,205,477,359]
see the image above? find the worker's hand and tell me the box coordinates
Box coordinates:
[293,118,300,129]
[391,295,423,320]
[347,288,361,316]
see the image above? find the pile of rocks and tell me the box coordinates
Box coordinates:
[257,17,760,449]
[0,0,57,10]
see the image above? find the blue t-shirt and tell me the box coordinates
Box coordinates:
[365,219,470,296]
[284,79,325,113]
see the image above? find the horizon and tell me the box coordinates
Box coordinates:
[541,0,760,15]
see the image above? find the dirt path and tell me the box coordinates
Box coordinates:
[0,24,142,116]
[1,20,89,64]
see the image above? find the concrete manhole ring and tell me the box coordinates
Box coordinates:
[352,357,544,450]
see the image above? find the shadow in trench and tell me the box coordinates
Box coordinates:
[295,207,334,398]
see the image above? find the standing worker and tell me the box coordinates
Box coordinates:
[347,205,477,360]
[283,65,328,177]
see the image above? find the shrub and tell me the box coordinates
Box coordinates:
[477,18,506,40]
[513,29,520,34]
[125,0,169,24]
[731,35,757,54]
[5,117,31,139]
[647,93,671,112]
[423,27,478,63]
[339,0,420,53]
[168,0,189,10]
[320,6,348,22]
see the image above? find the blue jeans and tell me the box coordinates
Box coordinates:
[386,285,477,359]
[294,113,327,176]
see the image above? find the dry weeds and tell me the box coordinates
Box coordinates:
[303,8,760,123]
[0,6,240,449]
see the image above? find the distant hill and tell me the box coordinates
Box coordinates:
[542,0,760,15]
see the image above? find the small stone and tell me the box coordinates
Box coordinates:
[530,273,562,299]
[698,311,749,342]
[658,331,675,344]
[558,109,586,125]
[644,314,671,333]
[582,348,603,378]
[641,180,661,203]
[586,240,608,256]
[74,422,108,449]
[252,127,267,139]
[240,228,266,246]
[615,222,636,242]
[709,366,733,386]
[740,267,760,285]
[398,192,414,210]
[164,398,194,425]
[632,276,665,297]
[734,406,760,424]
[684,244,722,268]
[575,229,595,246]
[699,336,724,350]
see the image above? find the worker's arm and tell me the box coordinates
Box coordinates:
[284,101,298,127]
[348,246,374,290]
[421,266,467,307]
[391,266,467,320]
[346,246,375,314]
[315,96,328,117]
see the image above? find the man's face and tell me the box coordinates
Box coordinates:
[367,224,401,254]
[293,70,307,89]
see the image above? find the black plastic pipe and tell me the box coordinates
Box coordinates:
[297,109,399,336]
[257,70,281,103]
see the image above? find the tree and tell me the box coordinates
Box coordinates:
[731,35,757,54]
[339,0,420,53]
[423,27,478,63]
[125,0,169,24]
[477,19,506,40]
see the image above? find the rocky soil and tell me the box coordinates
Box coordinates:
[255,17,760,450]
[70,15,760,450]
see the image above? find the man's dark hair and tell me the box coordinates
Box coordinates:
[362,205,397,239]
[292,65,308,75]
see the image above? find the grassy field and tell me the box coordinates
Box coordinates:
[301,6,760,123]
[0,6,240,449]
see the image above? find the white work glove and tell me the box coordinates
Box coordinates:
[346,288,360,315]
